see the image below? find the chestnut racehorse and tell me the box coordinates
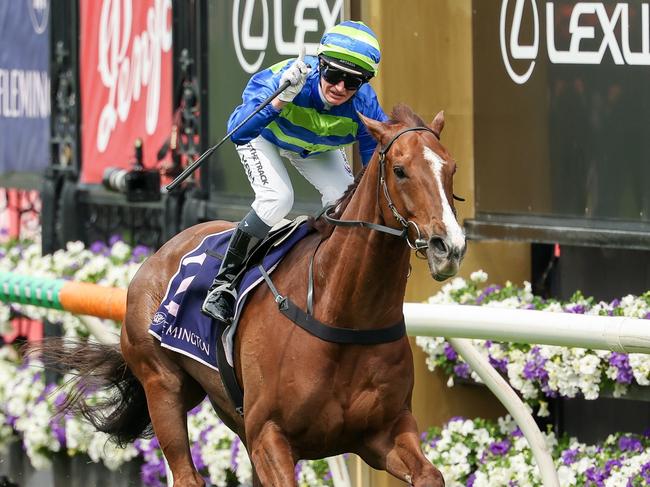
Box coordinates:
[40,105,466,486]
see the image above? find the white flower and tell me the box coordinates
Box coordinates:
[110,241,132,261]
[537,400,550,417]
[629,354,650,386]
[557,465,577,485]
[485,297,521,309]
[470,270,487,283]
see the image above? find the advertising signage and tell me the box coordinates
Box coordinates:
[473,0,649,245]
[0,0,50,176]
[79,0,173,185]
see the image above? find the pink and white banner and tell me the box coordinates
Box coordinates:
[80,0,172,184]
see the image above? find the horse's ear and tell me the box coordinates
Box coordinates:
[430,110,445,138]
[358,112,387,144]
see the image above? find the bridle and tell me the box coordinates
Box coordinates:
[324,126,440,258]
[257,127,448,357]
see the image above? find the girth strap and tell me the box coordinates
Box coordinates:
[214,321,245,416]
[259,265,406,345]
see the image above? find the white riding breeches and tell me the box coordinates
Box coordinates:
[236,136,354,226]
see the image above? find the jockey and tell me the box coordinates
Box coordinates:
[202,20,387,323]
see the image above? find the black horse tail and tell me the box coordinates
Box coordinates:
[26,338,153,447]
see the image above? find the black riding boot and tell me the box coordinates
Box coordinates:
[202,212,270,323]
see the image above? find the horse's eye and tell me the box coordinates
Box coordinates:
[393,166,407,179]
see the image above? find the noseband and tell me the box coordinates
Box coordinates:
[324,126,437,257]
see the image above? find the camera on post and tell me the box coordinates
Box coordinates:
[102,139,161,202]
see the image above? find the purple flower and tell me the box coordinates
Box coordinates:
[444,343,458,361]
[466,472,476,486]
[618,436,643,452]
[36,384,57,404]
[199,426,213,443]
[294,461,303,480]
[149,437,160,450]
[640,461,650,484]
[190,442,205,471]
[644,312,650,320]
[475,285,501,305]
[561,448,578,465]
[54,392,67,409]
[604,459,622,475]
[89,241,109,255]
[488,354,509,373]
[609,353,634,384]
[585,466,606,486]
[454,363,471,379]
[230,437,241,472]
[512,427,523,438]
[565,304,586,314]
[140,456,166,487]
[131,244,151,262]
[109,234,122,246]
[488,439,511,456]
[522,347,549,387]
[51,419,66,448]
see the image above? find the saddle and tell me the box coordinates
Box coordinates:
[149,213,406,416]
[148,216,313,409]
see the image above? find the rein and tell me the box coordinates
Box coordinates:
[257,127,439,347]
[324,126,438,258]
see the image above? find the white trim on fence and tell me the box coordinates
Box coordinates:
[404,303,650,354]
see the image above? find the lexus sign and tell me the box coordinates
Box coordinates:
[500,0,650,84]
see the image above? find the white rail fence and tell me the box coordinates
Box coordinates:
[78,303,650,487]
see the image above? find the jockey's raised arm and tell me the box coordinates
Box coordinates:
[202,20,387,324]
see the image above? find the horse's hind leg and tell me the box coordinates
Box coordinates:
[142,364,206,486]
[124,324,206,486]
[248,421,297,487]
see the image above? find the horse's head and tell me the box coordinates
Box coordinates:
[360,105,466,281]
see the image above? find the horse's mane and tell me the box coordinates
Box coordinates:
[309,104,424,237]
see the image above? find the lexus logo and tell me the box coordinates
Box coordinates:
[232,0,342,74]
[500,1,650,85]
[500,0,539,85]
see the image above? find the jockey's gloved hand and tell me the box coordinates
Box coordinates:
[278,46,310,103]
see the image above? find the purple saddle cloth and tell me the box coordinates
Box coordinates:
[148,221,312,370]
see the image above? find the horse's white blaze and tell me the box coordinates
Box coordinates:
[423,147,466,251]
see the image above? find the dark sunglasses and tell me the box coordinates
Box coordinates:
[319,61,370,90]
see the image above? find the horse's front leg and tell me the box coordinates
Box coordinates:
[366,411,445,487]
[247,420,297,487]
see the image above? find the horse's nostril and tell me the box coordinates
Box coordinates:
[430,236,448,254]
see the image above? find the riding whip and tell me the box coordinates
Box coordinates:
[166,79,291,191]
